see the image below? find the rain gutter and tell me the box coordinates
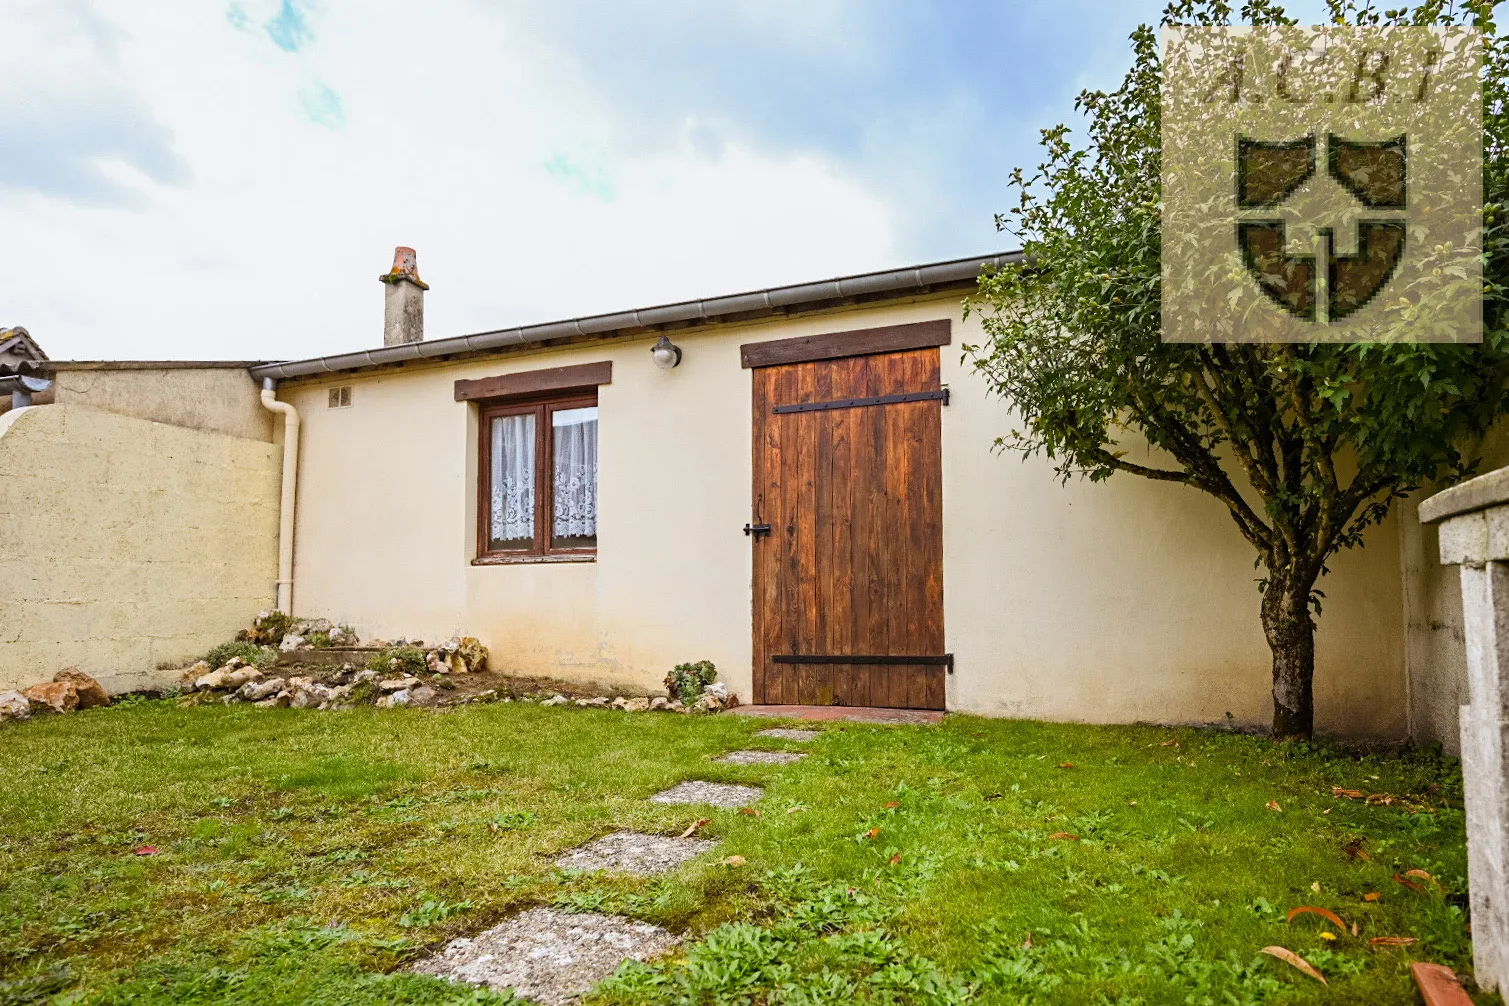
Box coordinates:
[248,251,1021,382]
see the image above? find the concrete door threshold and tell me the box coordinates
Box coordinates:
[728,704,944,725]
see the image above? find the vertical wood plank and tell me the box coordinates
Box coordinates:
[775,362,804,704]
[920,351,947,709]
[833,356,862,705]
[751,367,775,704]
[795,363,821,704]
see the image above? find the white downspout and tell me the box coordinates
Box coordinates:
[260,378,300,613]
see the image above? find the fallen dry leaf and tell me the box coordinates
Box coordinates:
[1058,761,1076,769]
[1351,922,1359,936]
[1266,801,1283,813]
[1403,869,1443,892]
[1311,881,1321,892]
[1393,873,1428,895]
[883,801,899,810]
[1160,738,1180,747]
[722,855,746,867]
[132,845,159,857]
[1370,936,1418,946]
[1343,837,1370,862]
[888,852,901,866]
[786,805,807,814]
[1259,946,1328,984]
[680,818,711,838]
[739,807,760,818]
[864,827,881,840]
[1332,786,1366,800]
[1363,892,1382,902]
[1287,906,1348,930]
[1048,832,1080,841]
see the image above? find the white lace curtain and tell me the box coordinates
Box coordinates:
[490,413,536,546]
[552,407,598,541]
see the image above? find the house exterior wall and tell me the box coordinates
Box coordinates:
[0,404,279,694]
[280,295,1409,738]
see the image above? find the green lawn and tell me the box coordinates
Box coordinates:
[0,698,1481,1005]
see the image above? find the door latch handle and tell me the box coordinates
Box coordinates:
[743,523,772,537]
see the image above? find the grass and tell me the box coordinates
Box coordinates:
[0,698,1481,1004]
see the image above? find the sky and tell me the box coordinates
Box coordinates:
[3,0,1186,362]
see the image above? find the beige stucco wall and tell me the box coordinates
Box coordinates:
[1399,429,1509,753]
[49,367,273,442]
[1400,507,1468,752]
[0,404,279,694]
[281,296,1409,738]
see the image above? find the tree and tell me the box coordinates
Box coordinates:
[966,0,1509,738]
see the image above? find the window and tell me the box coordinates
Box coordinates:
[478,392,598,561]
[328,385,352,408]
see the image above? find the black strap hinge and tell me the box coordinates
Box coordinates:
[772,653,953,673]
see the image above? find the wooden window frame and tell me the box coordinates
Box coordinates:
[475,389,599,565]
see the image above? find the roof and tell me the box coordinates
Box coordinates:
[0,327,47,364]
[251,250,1021,382]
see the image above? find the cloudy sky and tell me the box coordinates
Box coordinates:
[4,0,1182,362]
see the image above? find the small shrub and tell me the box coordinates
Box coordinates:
[665,660,717,705]
[366,646,427,677]
[308,632,332,648]
[203,641,278,669]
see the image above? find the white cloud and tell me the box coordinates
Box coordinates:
[1,0,899,361]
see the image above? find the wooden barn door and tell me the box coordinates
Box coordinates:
[750,347,946,710]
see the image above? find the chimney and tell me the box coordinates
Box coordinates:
[379,246,428,346]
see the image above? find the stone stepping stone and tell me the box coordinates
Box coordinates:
[412,907,678,1006]
[554,830,716,876]
[649,780,763,808]
[715,750,807,765]
[755,728,822,741]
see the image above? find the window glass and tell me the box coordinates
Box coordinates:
[489,412,536,550]
[551,406,598,548]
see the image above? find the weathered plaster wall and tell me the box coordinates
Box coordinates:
[0,404,279,694]
[1400,429,1509,754]
[282,296,1410,739]
[49,367,273,442]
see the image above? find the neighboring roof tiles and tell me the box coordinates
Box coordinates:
[250,251,1021,382]
[0,327,47,364]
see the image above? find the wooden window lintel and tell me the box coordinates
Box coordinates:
[456,360,612,403]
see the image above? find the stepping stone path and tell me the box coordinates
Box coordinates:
[412,907,677,1006]
[755,728,822,741]
[716,750,807,765]
[555,830,716,875]
[649,780,764,808]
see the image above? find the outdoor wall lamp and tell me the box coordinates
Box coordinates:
[650,334,682,370]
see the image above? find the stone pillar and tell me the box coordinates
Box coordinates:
[380,246,428,346]
[1421,468,1509,993]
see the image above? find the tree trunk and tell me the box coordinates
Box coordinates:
[1261,578,1316,739]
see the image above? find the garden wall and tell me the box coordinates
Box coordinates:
[0,404,279,694]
